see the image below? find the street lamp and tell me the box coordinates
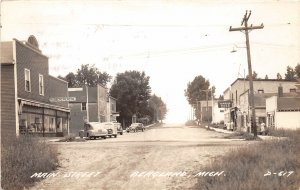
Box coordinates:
[230,44,246,53]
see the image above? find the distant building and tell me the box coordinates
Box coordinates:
[197,99,225,124]
[68,85,115,135]
[107,96,119,122]
[223,78,297,131]
[1,36,70,141]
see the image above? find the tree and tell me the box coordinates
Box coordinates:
[65,72,77,87]
[265,75,268,79]
[218,95,224,100]
[149,94,167,123]
[184,75,210,106]
[61,64,111,87]
[109,71,152,127]
[184,75,211,124]
[277,73,282,80]
[76,64,111,87]
[295,63,300,78]
[284,66,296,81]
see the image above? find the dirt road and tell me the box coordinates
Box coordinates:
[31,124,250,190]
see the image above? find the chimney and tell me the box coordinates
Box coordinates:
[278,84,283,97]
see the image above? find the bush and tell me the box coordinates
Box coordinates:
[195,130,300,190]
[1,135,58,190]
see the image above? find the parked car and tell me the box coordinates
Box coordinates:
[102,122,118,138]
[113,122,123,135]
[79,122,108,140]
[126,123,145,133]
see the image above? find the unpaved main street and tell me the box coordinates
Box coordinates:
[32,124,251,190]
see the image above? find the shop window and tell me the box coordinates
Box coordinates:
[81,102,87,111]
[62,118,68,133]
[56,118,62,132]
[25,69,31,92]
[290,88,296,93]
[44,116,49,132]
[35,117,42,132]
[39,74,44,95]
[49,117,56,132]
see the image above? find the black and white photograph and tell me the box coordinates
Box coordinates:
[0,0,299,189]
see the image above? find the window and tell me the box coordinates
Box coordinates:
[81,102,87,111]
[39,74,44,95]
[258,89,264,94]
[290,88,296,93]
[24,69,31,92]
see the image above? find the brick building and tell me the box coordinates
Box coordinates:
[1,36,70,141]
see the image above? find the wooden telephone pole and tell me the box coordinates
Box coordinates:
[229,10,264,137]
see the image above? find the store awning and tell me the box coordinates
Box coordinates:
[19,98,70,113]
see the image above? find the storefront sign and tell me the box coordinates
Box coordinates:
[49,97,76,102]
[218,100,232,108]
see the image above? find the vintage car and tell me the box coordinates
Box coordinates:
[126,123,145,133]
[102,122,118,138]
[79,122,108,139]
[113,122,123,135]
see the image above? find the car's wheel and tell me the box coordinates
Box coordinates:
[103,136,107,139]
[120,132,123,135]
[114,135,117,138]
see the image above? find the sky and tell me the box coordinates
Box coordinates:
[1,0,300,123]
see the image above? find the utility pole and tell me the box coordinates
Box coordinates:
[229,10,263,137]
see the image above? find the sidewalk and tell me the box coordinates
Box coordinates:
[207,126,235,134]
[207,126,284,140]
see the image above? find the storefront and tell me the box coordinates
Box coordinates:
[18,98,70,137]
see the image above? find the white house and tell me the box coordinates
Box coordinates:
[266,92,300,130]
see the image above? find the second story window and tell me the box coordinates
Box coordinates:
[258,89,264,94]
[24,69,31,92]
[81,102,87,111]
[39,74,44,95]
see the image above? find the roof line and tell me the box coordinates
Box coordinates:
[13,38,48,59]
